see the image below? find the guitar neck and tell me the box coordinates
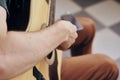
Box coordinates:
[49,0,56,25]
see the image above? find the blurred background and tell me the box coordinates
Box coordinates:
[55,0,120,79]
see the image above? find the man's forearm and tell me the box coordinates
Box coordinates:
[0,24,68,79]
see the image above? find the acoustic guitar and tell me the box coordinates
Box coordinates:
[7,0,62,80]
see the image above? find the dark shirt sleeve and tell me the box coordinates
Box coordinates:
[0,0,7,12]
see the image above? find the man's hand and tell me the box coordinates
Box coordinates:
[55,20,78,50]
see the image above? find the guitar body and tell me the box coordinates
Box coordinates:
[9,0,62,80]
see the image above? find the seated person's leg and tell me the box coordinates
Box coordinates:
[61,17,119,80]
[61,54,119,80]
[71,17,96,56]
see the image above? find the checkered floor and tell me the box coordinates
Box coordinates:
[55,0,120,79]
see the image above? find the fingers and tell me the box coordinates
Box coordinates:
[53,20,78,50]
[57,21,78,50]
[54,20,77,33]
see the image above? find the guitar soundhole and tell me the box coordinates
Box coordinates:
[47,52,53,59]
